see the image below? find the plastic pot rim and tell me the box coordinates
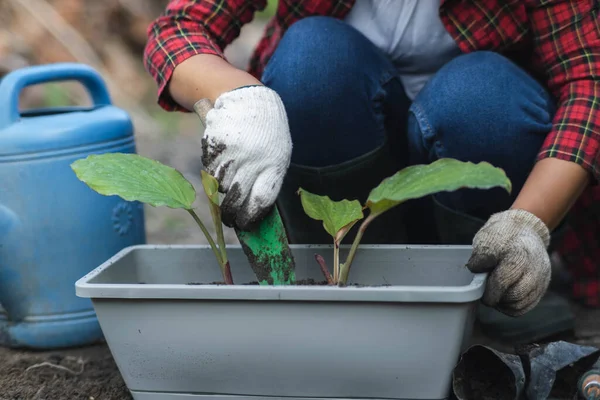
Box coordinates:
[75,244,486,304]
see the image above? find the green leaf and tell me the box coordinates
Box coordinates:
[297,188,364,238]
[71,153,196,209]
[200,170,219,206]
[366,158,512,215]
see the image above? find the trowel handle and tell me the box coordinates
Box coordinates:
[0,63,112,129]
[193,98,213,128]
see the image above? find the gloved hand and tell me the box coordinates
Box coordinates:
[466,209,551,317]
[196,85,292,230]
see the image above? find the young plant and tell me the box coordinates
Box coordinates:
[199,170,231,284]
[297,188,363,284]
[298,158,512,286]
[70,152,233,284]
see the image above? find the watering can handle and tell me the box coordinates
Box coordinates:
[0,62,112,129]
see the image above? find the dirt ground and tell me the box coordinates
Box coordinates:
[1,303,599,400]
[0,343,130,400]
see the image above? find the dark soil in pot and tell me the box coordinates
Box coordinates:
[183,279,391,287]
[185,278,329,285]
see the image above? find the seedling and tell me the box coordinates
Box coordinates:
[298,158,512,286]
[297,189,363,284]
[200,170,232,284]
[70,153,233,284]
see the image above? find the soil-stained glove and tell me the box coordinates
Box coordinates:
[196,86,292,230]
[466,209,551,317]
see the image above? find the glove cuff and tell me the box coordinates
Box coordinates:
[491,209,551,248]
[193,85,283,124]
[215,85,284,109]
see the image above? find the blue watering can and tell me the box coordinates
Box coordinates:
[0,63,146,349]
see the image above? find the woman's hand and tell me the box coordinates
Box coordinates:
[466,209,551,316]
[197,86,292,230]
[168,55,292,230]
[467,157,590,316]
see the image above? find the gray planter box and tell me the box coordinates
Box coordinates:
[75,244,485,400]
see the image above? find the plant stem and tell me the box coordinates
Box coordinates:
[187,209,233,284]
[315,254,334,285]
[333,241,340,283]
[222,260,234,285]
[187,209,221,261]
[215,216,228,265]
[338,213,377,286]
[209,205,231,284]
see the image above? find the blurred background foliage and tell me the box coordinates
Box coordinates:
[0,0,278,130]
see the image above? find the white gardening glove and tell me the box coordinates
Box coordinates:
[196,86,292,230]
[466,209,551,317]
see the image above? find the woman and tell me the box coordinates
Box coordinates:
[143,0,600,343]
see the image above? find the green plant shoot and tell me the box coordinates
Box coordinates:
[298,158,512,286]
[297,188,363,284]
[200,170,232,284]
[70,153,233,284]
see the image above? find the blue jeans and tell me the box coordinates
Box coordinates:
[262,16,556,243]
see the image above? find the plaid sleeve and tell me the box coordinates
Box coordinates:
[143,0,267,111]
[530,1,600,181]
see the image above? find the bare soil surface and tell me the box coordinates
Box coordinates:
[0,343,130,400]
[0,303,599,399]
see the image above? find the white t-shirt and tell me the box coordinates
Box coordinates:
[344,0,461,100]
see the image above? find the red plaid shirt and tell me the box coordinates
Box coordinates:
[144,0,600,306]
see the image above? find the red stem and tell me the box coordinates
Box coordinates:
[223,261,234,284]
[314,254,334,285]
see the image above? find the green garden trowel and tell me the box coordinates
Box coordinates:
[194,98,295,285]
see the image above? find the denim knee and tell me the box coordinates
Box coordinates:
[262,16,383,93]
[408,51,556,217]
[408,51,554,182]
[262,16,405,167]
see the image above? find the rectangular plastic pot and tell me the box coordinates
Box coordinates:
[75,244,485,400]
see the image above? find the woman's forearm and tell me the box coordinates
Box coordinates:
[168,54,263,110]
[511,158,590,231]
